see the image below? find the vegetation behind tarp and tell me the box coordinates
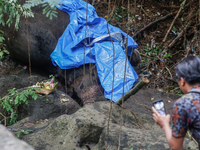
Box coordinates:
[94,0,200,96]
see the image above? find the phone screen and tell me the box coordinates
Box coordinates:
[153,100,166,116]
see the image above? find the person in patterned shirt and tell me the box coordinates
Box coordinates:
[152,55,200,150]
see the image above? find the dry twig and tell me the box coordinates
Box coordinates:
[141,5,151,18]
[168,21,191,48]
[140,53,153,59]
[0,113,6,126]
[126,108,145,130]
[132,98,152,113]
[134,11,177,38]
[162,0,187,42]
[165,66,172,79]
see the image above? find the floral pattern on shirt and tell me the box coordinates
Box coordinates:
[172,84,200,146]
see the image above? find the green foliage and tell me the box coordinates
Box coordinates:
[23,0,61,20]
[0,87,39,125]
[0,0,34,30]
[112,6,129,23]
[172,26,177,33]
[142,44,173,67]
[17,129,34,138]
[181,17,184,21]
[163,52,172,60]
[137,23,141,27]
[144,44,162,56]
[0,30,9,61]
[0,0,60,31]
[49,74,55,79]
[176,89,183,97]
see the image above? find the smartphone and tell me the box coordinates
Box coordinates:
[153,100,166,116]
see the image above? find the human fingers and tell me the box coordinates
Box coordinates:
[152,107,160,116]
[153,113,157,119]
[153,114,158,122]
[166,114,171,123]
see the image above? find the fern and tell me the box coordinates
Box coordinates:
[0,0,34,30]
[0,0,61,31]
[23,0,61,19]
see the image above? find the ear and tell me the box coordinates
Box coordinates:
[180,77,186,86]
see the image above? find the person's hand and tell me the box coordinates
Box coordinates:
[152,106,170,129]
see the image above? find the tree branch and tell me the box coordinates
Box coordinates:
[116,77,150,105]
[134,11,177,38]
[162,0,187,42]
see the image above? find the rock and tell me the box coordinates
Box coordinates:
[0,75,44,98]
[129,49,141,67]
[94,123,168,150]
[0,124,34,150]
[18,90,81,121]
[94,122,197,150]
[0,75,45,121]
[18,102,139,150]
[74,73,106,105]
[56,64,106,106]
[0,74,81,123]
[19,101,197,150]
[2,0,70,72]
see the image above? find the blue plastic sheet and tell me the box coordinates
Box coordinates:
[50,0,138,102]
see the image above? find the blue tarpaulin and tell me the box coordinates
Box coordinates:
[50,0,138,102]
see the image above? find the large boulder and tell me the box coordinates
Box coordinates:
[18,90,81,121]
[14,101,197,150]
[0,75,45,122]
[1,0,70,72]
[19,101,139,150]
[0,74,81,123]
[0,124,34,150]
[0,75,45,98]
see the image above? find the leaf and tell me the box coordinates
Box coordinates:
[46,10,51,18]
[17,130,24,138]
[50,13,52,20]
[42,3,48,7]
[0,52,3,58]
[23,131,29,134]
[43,5,50,13]
[15,95,20,105]
[3,50,9,54]
[20,94,27,102]
[25,90,29,97]
[17,129,34,138]
[25,100,29,105]
[51,13,57,18]
[15,14,20,31]
[32,93,38,101]
[181,17,184,21]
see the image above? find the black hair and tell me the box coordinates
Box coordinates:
[175,55,200,85]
